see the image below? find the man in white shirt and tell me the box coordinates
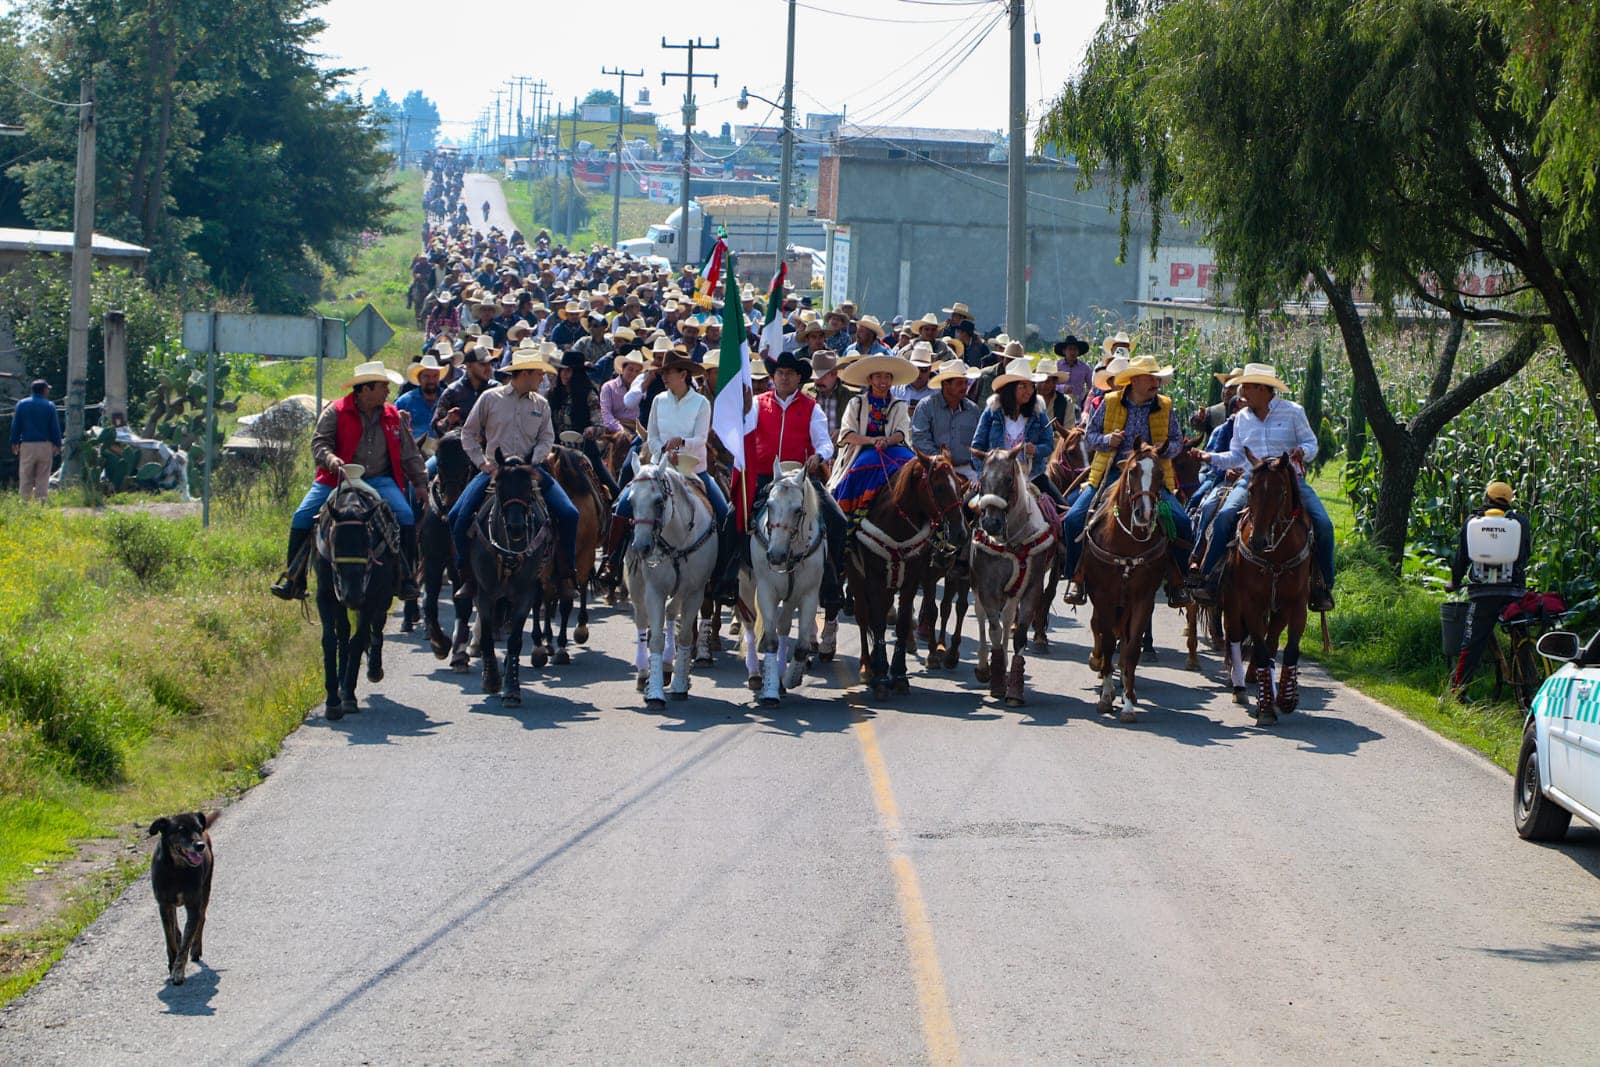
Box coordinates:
[1193,362,1335,611]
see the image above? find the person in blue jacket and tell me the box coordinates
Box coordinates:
[970,355,1063,508]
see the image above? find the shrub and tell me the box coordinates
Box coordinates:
[104,513,192,588]
[0,646,134,784]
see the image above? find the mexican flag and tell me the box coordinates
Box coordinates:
[759,262,787,360]
[709,241,757,528]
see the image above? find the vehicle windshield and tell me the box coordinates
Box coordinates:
[1583,629,1600,667]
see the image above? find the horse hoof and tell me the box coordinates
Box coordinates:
[669,691,688,702]
[451,657,471,674]
[501,690,521,706]
[636,673,648,692]
[758,696,780,709]
[1005,696,1025,708]
[1232,687,1248,706]
[341,698,359,716]
[1186,656,1200,672]
[1032,637,1049,652]
[367,665,384,683]
[693,655,714,668]
[399,620,414,634]
[325,701,344,722]
[1119,707,1138,724]
[574,625,589,645]
[891,677,910,694]
[871,683,890,701]
[481,674,498,694]
[645,698,666,711]
[942,648,959,670]
[747,675,761,692]
[554,649,571,666]
[1256,711,1279,726]
[530,649,549,669]
[1087,654,1103,673]
[1096,697,1114,716]
[974,664,991,684]
[430,637,450,660]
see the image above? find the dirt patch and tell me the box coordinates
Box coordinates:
[57,502,199,520]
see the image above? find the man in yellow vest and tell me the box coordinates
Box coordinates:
[1061,354,1194,606]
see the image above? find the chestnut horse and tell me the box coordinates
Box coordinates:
[1080,444,1170,722]
[1221,452,1310,725]
[846,452,968,700]
[536,445,608,665]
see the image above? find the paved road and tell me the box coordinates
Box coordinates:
[461,173,518,237]
[5,594,1600,1064]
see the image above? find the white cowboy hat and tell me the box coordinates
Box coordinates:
[928,359,981,385]
[406,352,447,385]
[940,301,973,319]
[1214,365,1245,385]
[343,360,404,390]
[854,315,887,339]
[1113,354,1176,386]
[1101,330,1136,357]
[991,356,1049,391]
[839,354,918,388]
[505,342,557,374]
[1231,362,1290,391]
[1092,355,1132,392]
[911,312,941,330]
[617,349,647,369]
[905,340,937,368]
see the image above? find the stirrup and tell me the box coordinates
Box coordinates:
[270,574,305,601]
[1063,579,1086,606]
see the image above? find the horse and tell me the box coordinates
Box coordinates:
[465,450,550,704]
[408,275,433,327]
[624,462,719,710]
[535,445,608,665]
[1221,451,1311,724]
[846,451,968,700]
[313,473,401,720]
[739,461,828,706]
[1046,425,1091,499]
[419,431,476,670]
[917,456,973,670]
[1080,444,1171,722]
[968,447,1061,706]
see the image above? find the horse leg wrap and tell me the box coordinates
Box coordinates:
[1277,664,1299,712]
[634,632,649,674]
[820,618,838,656]
[1256,664,1277,722]
[988,647,1007,699]
[645,652,666,703]
[1229,643,1247,689]
[760,654,781,702]
[1005,653,1026,704]
[671,640,693,695]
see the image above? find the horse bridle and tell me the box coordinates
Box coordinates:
[630,467,714,564]
[480,468,544,566]
[1114,468,1163,543]
[756,476,824,574]
[326,489,395,604]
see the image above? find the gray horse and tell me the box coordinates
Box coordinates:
[739,461,827,706]
[624,462,718,710]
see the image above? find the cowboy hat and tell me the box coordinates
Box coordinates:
[764,350,813,382]
[946,337,966,358]
[1230,361,1288,391]
[912,312,941,330]
[505,342,557,374]
[343,360,404,390]
[617,349,648,370]
[475,300,500,316]
[1092,355,1132,392]
[506,319,533,340]
[795,317,827,340]
[929,359,981,386]
[660,351,706,376]
[990,333,1012,349]
[748,359,769,380]
[406,352,447,385]
[559,349,588,373]
[1101,330,1136,357]
[1214,365,1245,385]
[940,301,972,319]
[562,300,583,314]
[610,326,636,344]
[854,315,887,340]
[811,350,841,377]
[839,354,918,388]
[1113,354,1177,386]
[905,341,937,368]
[1054,335,1088,357]
[992,356,1049,391]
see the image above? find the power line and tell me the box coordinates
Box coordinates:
[839,5,1005,130]
[786,0,975,23]
[0,66,87,109]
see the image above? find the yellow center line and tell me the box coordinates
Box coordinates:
[852,710,961,1066]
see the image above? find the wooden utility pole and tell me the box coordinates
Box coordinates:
[662,37,719,269]
[567,97,579,240]
[62,77,95,483]
[601,66,644,247]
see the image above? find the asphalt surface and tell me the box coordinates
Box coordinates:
[5,592,1600,1064]
[461,172,517,237]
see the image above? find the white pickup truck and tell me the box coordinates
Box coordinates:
[1515,629,1600,840]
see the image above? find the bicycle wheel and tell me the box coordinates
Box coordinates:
[1512,635,1542,711]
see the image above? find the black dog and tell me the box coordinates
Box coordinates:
[148,811,218,985]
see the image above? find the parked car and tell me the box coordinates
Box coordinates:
[1514,628,1600,840]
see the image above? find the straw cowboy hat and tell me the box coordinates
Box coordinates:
[990,333,1013,350]
[941,301,973,320]
[946,337,965,358]
[617,348,648,370]
[992,356,1049,391]
[506,319,533,341]
[344,360,404,390]
[406,352,447,385]
[1113,354,1176,386]
[929,359,981,385]
[854,315,887,339]
[610,326,636,344]
[1214,365,1245,385]
[1092,355,1132,392]
[1230,362,1289,391]
[1101,330,1136,357]
[912,312,941,331]
[905,341,937,368]
[749,358,770,380]
[840,354,918,388]
[505,342,557,374]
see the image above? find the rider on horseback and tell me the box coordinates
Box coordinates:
[449,341,581,601]
[1190,363,1336,612]
[271,361,427,602]
[1060,354,1195,607]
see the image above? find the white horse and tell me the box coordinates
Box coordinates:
[740,461,827,706]
[969,447,1059,707]
[624,462,719,709]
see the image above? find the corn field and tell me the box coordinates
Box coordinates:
[1109,316,1600,618]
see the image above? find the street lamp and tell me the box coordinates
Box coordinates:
[738,82,795,270]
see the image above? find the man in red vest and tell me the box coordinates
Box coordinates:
[271,361,428,601]
[738,351,847,610]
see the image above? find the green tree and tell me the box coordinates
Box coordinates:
[582,88,620,108]
[1037,0,1558,565]
[400,90,440,158]
[1303,340,1325,471]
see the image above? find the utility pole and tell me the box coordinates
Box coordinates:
[567,97,579,241]
[399,113,410,170]
[662,37,719,269]
[552,102,563,239]
[527,79,548,211]
[1005,0,1027,339]
[62,77,95,483]
[778,0,797,273]
[601,66,644,247]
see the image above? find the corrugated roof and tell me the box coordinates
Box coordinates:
[835,123,998,145]
[0,228,150,258]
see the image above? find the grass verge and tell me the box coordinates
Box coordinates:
[501,181,662,251]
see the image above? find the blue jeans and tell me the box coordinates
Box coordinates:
[1200,477,1334,587]
[449,468,578,571]
[425,454,437,481]
[613,470,729,525]
[291,475,413,531]
[1062,470,1192,578]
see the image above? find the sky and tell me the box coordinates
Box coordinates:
[313,0,1105,142]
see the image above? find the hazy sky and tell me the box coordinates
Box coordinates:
[314,0,1104,141]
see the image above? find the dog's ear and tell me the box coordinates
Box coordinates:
[147,818,170,837]
[198,810,221,830]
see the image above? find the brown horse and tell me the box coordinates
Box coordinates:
[846,451,968,700]
[1081,444,1170,722]
[536,445,609,665]
[1221,452,1311,724]
[916,456,973,670]
[1047,425,1090,499]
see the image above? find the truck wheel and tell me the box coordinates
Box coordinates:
[1515,719,1571,841]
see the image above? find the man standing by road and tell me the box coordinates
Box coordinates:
[1446,481,1532,696]
[10,378,61,503]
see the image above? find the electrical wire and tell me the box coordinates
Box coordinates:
[801,3,996,123]
[786,0,976,24]
[0,66,87,109]
[828,4,1005,130]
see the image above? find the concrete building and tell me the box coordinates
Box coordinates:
[818,155,1190,341]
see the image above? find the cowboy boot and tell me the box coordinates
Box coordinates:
[597,513,629,585]
[713,513,740,605]
[1309,577,1335,613]
[270,528,312,601]
[398,525,420,601]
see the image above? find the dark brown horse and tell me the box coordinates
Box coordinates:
[536,445,609,665]
[1047,424,1090,499]
[846,451,968,700]
[1081,444,1170,722]
[419,431,475,670]
[916,453,972,669]
[1221,452,1311,724]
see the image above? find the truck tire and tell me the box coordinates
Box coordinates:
[1514,719,1571,841]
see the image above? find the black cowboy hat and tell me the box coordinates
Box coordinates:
[1054,335,1088,357]
[763,350,813,383]
[559,348,588,373]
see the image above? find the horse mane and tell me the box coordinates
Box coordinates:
[551,445,596,499]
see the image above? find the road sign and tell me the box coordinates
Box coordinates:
[347,303,394,358]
